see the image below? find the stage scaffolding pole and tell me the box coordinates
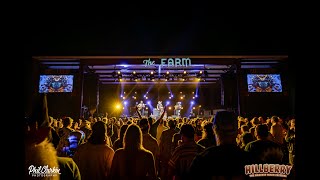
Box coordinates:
[96,78,99,114]
[79,63,84,118]
[235,60,241,116]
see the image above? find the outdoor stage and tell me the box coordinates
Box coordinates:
[29,55,291,119]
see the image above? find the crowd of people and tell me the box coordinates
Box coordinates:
[25,95,295,180]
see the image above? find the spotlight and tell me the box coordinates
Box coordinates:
[169,106,172,110]
[166,101,170,105]
[113,70,123,81]
[147,101,151,105]
[197,70,203,79]
[191,101,194,105]
[149,71,155,81]
[124,101,127,105]
[182,70,187,81]
[115,103,122,110]
[165,71,170,81]
[132,71,138,81]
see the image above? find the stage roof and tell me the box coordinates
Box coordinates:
[33,55,288,85]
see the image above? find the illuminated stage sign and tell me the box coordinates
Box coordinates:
[143,58,191,67]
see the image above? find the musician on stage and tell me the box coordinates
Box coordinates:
[157,101,164,114]
[174,102,183,117]
[137,100,146,116]
[157,101,167,119]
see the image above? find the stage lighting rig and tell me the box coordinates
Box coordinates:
[165,71,170,81]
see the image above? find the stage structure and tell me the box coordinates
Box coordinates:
[31,55,290,118]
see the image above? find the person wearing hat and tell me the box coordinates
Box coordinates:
[188,110,250,179]
[25,94,81,180]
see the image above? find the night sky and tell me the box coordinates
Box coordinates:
[29,6,288,56]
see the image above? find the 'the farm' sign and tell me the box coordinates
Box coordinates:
[143,58,191,67]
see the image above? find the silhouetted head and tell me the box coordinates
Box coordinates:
[168,119,176,129]
[203,122,214,137]
[271,116,279,123]
[139,118,149,134]
[213,111,237,132]
[255,124,269,140]
[119,124,129,140]
[180,124,195,141]
[123,124,143,151]
[89,121,107,144]
[212,111,238,145]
